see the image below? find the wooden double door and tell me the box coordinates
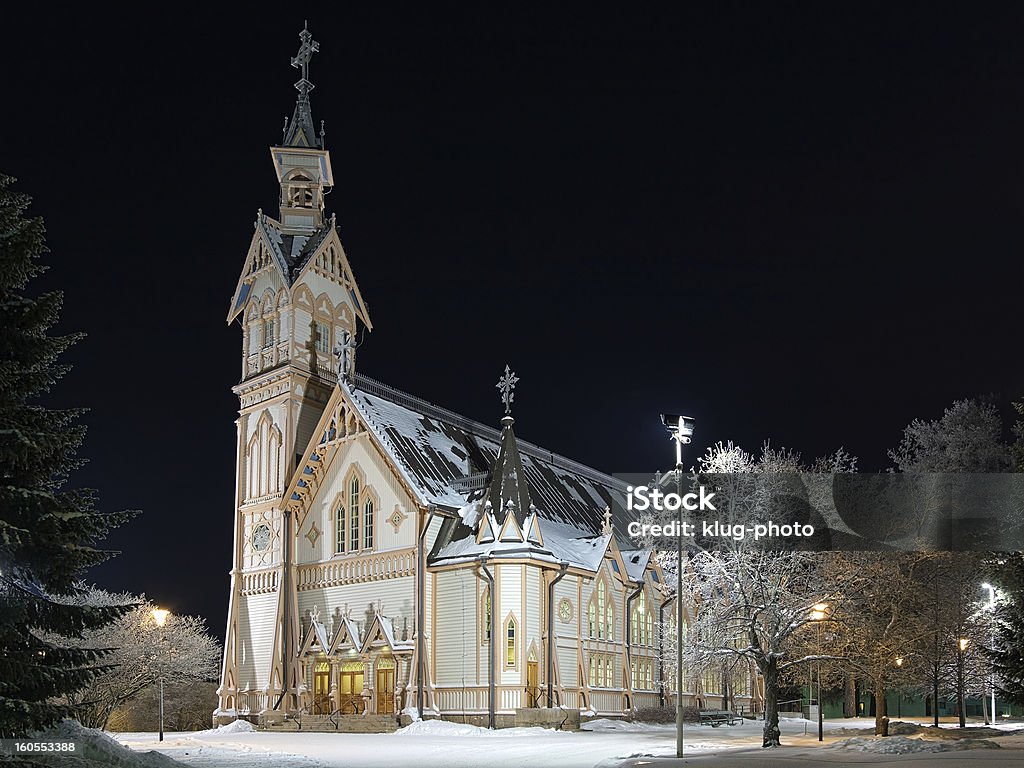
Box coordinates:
[376,657,396,714]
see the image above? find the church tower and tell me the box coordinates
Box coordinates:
[217,24,372,720]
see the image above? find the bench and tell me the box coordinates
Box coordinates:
[698,709,743,727]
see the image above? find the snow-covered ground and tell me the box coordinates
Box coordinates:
[108,717,1024,768]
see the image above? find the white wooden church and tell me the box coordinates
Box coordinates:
[214,26,759,729]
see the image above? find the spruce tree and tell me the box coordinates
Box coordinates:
[989,553,1024,705]
[0,174,134,737]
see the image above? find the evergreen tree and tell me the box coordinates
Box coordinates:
[1012,400,1024,472]
[0,174,134,737]
[989,553,1024,705]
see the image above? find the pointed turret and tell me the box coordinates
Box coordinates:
[482,366,533,530]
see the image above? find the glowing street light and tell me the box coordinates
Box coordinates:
[150,608,171,741]
[660,413,695,759]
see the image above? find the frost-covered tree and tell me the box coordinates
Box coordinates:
[0,175,133,737]
[649,441,859,748]
[53,589,221,729]
[888,399,1012,473]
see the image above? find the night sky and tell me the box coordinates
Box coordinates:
[3,6,1022,638]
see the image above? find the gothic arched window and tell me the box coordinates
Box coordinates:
[480,586,491,644]
[335,498,346,554]
[348,475,360,552]
[363,498,374,550]
[588,578,614,639]
[505,615,517,667]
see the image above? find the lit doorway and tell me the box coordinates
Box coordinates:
[313,659,331,714]
[340,661,365,714]
[376,656,396,714]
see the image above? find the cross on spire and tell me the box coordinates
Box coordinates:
[496,365,519,415]
[291,21,320,97]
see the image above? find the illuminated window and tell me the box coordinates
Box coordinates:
[631,591,653,646]
[505,616,517,667]
[588,578,615,639]
[262,318,275,348]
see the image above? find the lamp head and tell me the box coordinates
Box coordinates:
[660,414,696,444]
[151,608,170,627]
[958,638,970,651]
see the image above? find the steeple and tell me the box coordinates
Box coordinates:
[271,23,333,233]
[484,366,533,528]
[282,21,322,149]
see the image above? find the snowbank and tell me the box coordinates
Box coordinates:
[581,719,673,732]
[25,720,184,767]
[827,735,1002,754]
[193,719,256,736]
[394,719,566,738]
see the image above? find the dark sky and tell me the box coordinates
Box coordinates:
[3,6,1022,638]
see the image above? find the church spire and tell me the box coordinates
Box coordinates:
[270,23,334,232]
[484,366,533,528]
[282,22,323,149]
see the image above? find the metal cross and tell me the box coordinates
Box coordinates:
[291,21,320,84]
[496,365,519,415]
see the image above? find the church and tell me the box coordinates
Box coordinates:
[214,26,758,729]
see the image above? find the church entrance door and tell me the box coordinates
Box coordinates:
[339,661,365,714]
[376,656,396,714]
[526,661,539,707]
[313,660,331,714]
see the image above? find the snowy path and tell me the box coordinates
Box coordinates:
[112,718,1024,768]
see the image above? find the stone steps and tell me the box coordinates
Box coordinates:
[261,713,401,733]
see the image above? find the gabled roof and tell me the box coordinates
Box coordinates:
[345,373,629,530]
[227,214,372,328]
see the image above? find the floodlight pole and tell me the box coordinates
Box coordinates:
[982,583,997,723]
[676,456,685,759]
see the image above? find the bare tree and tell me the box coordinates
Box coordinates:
[53,588,221,729]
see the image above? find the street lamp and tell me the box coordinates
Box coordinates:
[661,413,695,760]
[894,657,904,718]
[982,582,997,723]
[151,608,170,742]
[956,637,970,729]
[809,603,828,741]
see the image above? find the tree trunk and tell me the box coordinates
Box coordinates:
[844,674,856,718]
[873,679,888,736]
[761,659,782,748]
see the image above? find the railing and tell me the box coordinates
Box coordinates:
[241,568,279,595]
[236,691,268,715]
[296,549,415,590]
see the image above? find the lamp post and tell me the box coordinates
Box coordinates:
[981,583,997,723]
[956,637,969,729]
[895,657,904,719]
[810,603,828,742]
[661,413,695,760]
[151,608,170,742]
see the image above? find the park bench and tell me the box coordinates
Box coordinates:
[697,709,743,727]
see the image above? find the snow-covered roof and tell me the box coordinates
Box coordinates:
[619,549,652,583]
[347,373,629,532]
[257,215,331,285]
